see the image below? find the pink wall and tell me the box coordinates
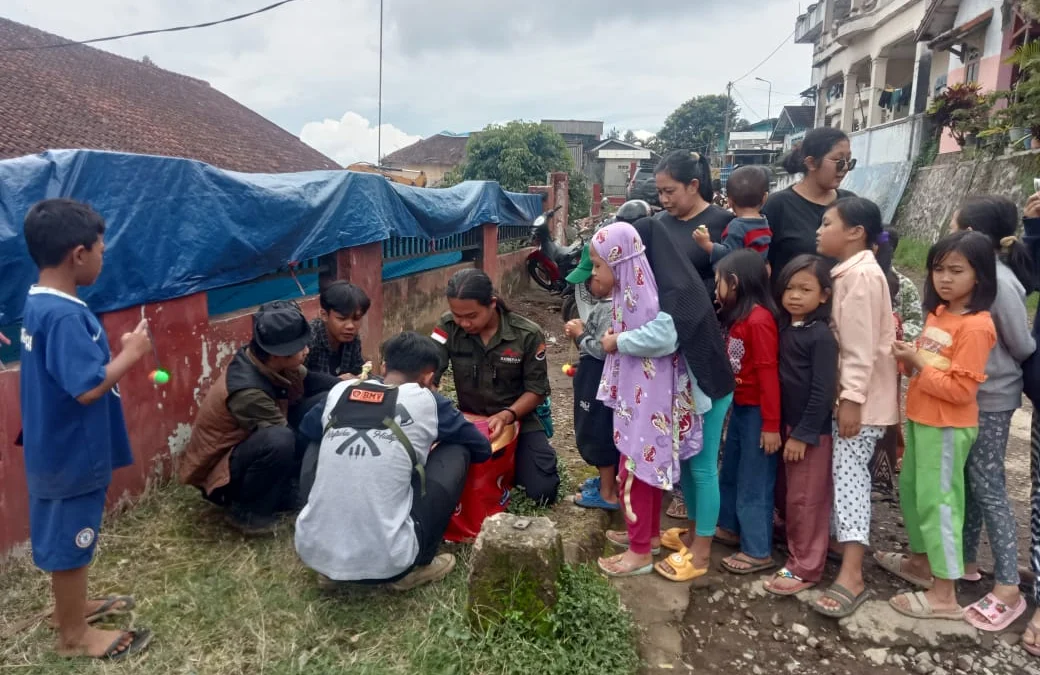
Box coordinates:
[939,55,1004,154]
[0,231,534,557]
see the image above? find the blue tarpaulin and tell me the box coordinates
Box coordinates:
[0,150,543,323]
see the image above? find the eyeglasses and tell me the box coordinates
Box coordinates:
[825,157,857,172]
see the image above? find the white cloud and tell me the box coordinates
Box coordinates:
[300,112,421,166]
[632,130,654,141]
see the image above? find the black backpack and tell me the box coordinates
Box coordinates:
[321,380,426,497]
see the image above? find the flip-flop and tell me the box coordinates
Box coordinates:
[889,591,964,621]
[666,496,687,519]
[573,489,619,511]
[580,477,600,492]
[720,552,775,576]
[598,553,654,578]
[812,583,873,619]
[1023,620,1040,657]
[605,530,661,555]
[79,628,152,661]
[660,527,688,552]
[713,530,740,547]
[764,568,816,597]
[965,593,1027,632]
[86,595,136,624]
[654,547,708,582]
[874,551,934,589]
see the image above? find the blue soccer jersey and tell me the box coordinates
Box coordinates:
[19,287,133,499]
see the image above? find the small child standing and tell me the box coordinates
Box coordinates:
[590,222,703,577]
[881,231,997,620]
[564,244,619,511]
[764,254,838,596]
[812,197,899,619]
[952,197,1034,628]
[693,165,772,264]
[19,199,154,660]
[713,250,783,575]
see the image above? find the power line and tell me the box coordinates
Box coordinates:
[0,0,306,52]
[731,85,763,121]
[732,29,795,84]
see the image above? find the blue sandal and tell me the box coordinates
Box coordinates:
[574,486,619,511]
[581,477,600,492]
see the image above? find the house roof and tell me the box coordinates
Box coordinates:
[382,133,470,167]
[589,138,654,153]
[770,105,816,142]
[916,0,975,43]
[0,17,338,173]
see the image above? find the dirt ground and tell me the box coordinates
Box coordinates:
[512,286,1040,675]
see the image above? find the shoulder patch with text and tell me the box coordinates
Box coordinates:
[535,343,547,361]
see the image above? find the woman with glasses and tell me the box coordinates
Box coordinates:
[764,128,857,280]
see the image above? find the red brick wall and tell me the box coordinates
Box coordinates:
[0,232,531,557]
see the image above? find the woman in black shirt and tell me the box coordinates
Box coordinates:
[653,151,735,297]
[764,127,856,280]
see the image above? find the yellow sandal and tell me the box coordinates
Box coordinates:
[660,528,688,552]
[654,547,708,582]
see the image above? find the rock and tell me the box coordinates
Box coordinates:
[907,647,917,657]
[753,667,763,675]
[744,609,757,621]
[955,654,973,672]
[467,513,562,628]
[840,601,978,648]
[791,623,810,639]
[932,668,947,675]
[743,652,755,661]
[915,662,935,674]
[916,652,933,664]
[1000,632,1021,646]
[710,590,726,604]
[864,648,889,666]
[771,612,784,627]
[554,503,610,564]
[807,637,819,649]
[773,630,786,642]
[888,654,906,668]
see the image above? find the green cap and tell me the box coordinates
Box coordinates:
[566,244,593,284]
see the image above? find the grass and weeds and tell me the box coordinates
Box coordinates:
[0,480,635,675]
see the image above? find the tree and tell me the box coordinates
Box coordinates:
[453,121,591,222]
[606,127,621,140]
[655,95,747,154]
[623,129,639,144]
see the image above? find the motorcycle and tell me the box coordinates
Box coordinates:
[525,206,583,295]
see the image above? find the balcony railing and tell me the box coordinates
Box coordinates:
[795,2,825,43]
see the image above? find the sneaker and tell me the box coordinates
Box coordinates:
[388,554,457,592]
[225,507,279,536]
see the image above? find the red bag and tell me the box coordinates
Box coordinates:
[442,414,519,543]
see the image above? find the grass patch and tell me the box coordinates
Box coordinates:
[0,482,636,674]
[507,457,577,517]
[893,236,933,275]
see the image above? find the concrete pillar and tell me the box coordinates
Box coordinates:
[911,42,932,115]
[335,242,383,363]
[841,70,859,132]
[478,223,500,286]
[550,172,569,244]
[868,56,888,128]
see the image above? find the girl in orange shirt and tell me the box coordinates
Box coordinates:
[879,230,997,620]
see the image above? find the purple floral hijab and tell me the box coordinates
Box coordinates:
[593,222,702,490]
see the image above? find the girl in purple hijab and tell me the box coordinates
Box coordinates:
[590,222,703,577]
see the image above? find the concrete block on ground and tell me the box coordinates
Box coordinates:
[839,600,980,649]
[467,512,563,628]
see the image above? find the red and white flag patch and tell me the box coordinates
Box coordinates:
[431,327,448,344]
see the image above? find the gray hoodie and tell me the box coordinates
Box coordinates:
[978,261,1037,412]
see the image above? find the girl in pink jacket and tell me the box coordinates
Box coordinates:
[812,196,899,619]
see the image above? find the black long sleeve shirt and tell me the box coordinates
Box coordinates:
[779,319,839,445]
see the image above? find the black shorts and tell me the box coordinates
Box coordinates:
[573,355,619,468]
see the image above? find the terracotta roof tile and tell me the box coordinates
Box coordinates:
[0,17,339,173]
[382,133,469,167]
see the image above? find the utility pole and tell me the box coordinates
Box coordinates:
[722,82,733,171]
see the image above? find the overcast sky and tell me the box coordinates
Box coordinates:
[4,0,813,166]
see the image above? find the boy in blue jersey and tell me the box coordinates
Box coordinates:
[19,199,153,661]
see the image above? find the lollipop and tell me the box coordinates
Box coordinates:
[149,369,170,385]
[561,363,576,377]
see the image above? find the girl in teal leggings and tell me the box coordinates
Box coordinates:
[656,392,733,581]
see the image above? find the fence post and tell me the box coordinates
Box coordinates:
[336,242,384,363]
[479,223,501,286]
[550,172,569,244]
